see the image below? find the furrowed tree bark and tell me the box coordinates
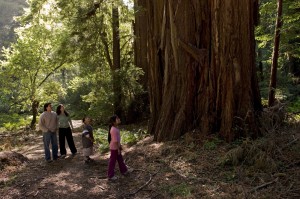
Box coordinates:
[268,0,283,107]
[145,0,262,142]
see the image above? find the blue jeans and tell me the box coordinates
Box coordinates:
[43,131,58,161]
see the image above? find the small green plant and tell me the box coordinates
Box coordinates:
[224,171,237,182]
[160,183,192,197]
[203,137,222,150]
[93,128,110,153]
[0,113,31,131]
[121,130,138,146]
[288,97,300,114]
[230,138,244,148]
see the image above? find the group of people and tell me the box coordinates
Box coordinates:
[38,102,130,181]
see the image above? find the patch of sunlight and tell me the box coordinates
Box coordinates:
[123,0,133,8]
[203,184,221,197]
[150,142,164,149]
[41,174,83,194]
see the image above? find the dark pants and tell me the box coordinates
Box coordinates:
[107,150,128,178]
[59,127,77,155]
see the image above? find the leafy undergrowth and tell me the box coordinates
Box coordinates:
[0,120,299,198]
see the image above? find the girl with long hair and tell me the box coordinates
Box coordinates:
[56,104,77,158]
[107,115,130,180]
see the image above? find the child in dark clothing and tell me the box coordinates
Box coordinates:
[82,116,94,164]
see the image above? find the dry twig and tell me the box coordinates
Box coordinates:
[280,137,299,151]
[123,169,160,198]
[251,178,278,192]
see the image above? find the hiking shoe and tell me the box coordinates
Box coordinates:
[109,176,118,181]
[123,167,134,176]
[127,167,134,173]
[84,158,93,164]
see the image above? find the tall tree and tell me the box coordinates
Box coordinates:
[112,2,123,118]
[145,0,262,142]
[127,0,149,122]
[268,0,283,107]
[134,0,148,87]
[1,0,69,129]
[281,0,300,77]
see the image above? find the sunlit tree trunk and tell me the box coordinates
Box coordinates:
[268,0,283,107]
[145,0,262,142]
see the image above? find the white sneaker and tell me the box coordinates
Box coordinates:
[109,176,118,181]
[123,167,134,176]
[127,167,134,173]
[60,155,66,159]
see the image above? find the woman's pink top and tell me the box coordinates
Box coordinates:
[109,126,120,150]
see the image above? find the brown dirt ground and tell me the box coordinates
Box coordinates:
[0,121,300,199]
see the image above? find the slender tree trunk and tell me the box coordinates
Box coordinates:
[30,100,39,130]
[146,0,262,142]
[112,3,123,118]
[268,0,283,107]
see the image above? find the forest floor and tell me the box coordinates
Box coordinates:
[0,120,300,199]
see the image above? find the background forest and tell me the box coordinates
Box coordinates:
[0,0,299,136]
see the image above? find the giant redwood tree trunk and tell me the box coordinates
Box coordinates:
[145,0,262,142]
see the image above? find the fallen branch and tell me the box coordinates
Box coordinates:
[286,160,300,169]
[281,137,299,151]
[251,178,278,192]
[124,169,160,197]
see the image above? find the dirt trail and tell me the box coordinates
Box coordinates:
[1,120,300,199]
[0,121,152,199]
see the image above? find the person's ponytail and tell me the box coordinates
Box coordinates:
[108,125,112,144]
[108,115,118,144]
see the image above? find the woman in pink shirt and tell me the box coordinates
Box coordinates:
[107,115,128,180]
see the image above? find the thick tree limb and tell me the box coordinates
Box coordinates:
[37,61,65,88]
